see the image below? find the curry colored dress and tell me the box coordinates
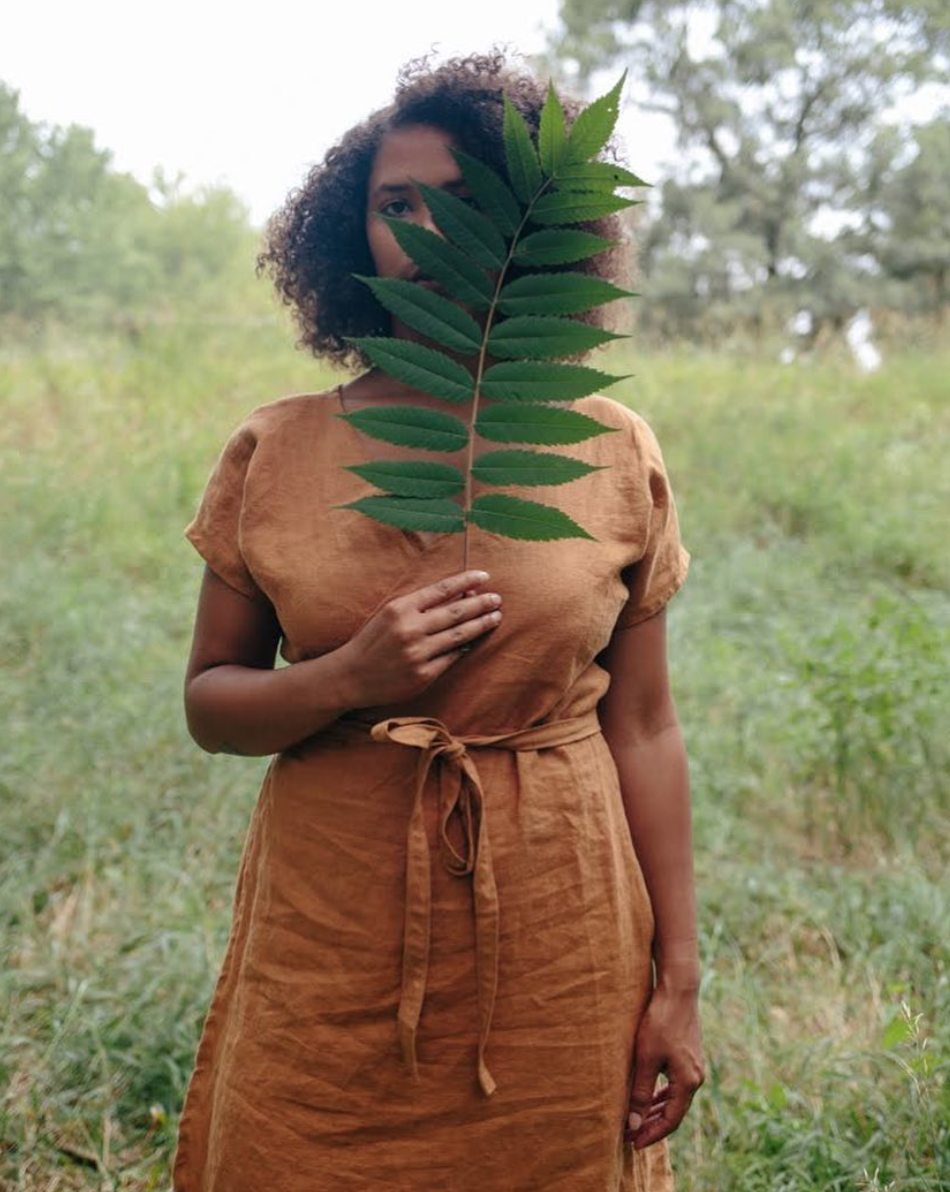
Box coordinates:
[174,389,688,1192]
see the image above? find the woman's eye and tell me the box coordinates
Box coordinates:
[380,199,411,218]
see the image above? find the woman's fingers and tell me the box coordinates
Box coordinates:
[623,988,705,1149]
[627,1059,703,1149]
[624,1086,672,1145]
[627,1052,663,1140]
[413,570,490,613]
[424,590,502,635]
[629,1082,692,1149]
[427,607,502,657]
[342,570,503,706]
[407,570,502,658]
[627,1041,678,1148]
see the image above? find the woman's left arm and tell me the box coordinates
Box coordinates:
[599,608,705,1150]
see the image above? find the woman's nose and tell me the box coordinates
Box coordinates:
[418,204,444,239]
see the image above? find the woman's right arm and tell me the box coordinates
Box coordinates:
[184,566,502,756]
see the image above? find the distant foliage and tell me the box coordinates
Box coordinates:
[863,120,950,314]
[549,0,950,341]
[0,82,259,334]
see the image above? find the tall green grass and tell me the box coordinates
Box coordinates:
[1,325,947,1190]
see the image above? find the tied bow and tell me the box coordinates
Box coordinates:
[371,717,500,1097]
[369,711,602,1098]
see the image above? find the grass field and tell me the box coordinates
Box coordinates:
[1,321,948,1191]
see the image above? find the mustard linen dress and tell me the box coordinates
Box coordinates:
[174,389,688,1192]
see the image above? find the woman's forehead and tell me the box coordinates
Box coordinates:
[368,124,461,193]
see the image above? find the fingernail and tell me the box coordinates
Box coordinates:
[472,570,489,581]
[628,1112,642,1131]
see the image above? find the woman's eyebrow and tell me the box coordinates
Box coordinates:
[370,178,468,199]
[371,182,412,198]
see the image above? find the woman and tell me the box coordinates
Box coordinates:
[175,52,703,1192]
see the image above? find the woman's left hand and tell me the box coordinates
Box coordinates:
[625,984,705,1150]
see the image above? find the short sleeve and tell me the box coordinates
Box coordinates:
[184,420,265,601]
[613,412,689,630]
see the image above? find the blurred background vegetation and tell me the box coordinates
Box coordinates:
[3,0,949,347]
[1,1,948,1190]
[0,80,259,338]
[547,0,950,346]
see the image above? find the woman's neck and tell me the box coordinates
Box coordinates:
[342,367,475,416]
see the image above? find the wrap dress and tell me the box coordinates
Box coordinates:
[174,388,689,1192]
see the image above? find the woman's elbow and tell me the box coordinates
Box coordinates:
[183,671,226,754]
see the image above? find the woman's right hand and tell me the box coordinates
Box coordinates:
[338,569,502,709]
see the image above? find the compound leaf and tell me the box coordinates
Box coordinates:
[346,460,464,498]
[555,161,649,190]
[530,191,637,225]
[488,316,624,360]
[476,403,617,445]
[417,183,507,270]
[452,150,522,237]
[339,405,468,451]
[498,272,635,316]
[513,229,616,266]
[538,82,567,176]
[472,449,603,487]
[347,337,474,403]
[380,217,494,309]
[469,493,594,540]
[481,360,629,402]
[357,277,482,354]
[341,495,465,533]
[564,73,626,164]
[343,73,639,550]
[503,95,543,204]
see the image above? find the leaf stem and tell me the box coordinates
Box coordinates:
[462,179,554,570]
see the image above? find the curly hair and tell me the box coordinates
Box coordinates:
[258,52,629,370]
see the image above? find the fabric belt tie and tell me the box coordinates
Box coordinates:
[367,711,602,1098]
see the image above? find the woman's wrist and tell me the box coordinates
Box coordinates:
[326,641,368,711]
[653,939,701,995]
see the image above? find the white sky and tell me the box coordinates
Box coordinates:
[2,0,674,225]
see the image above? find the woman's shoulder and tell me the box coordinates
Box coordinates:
[573,393,664,454]
[224,387,342,447]
[575,392,644,424]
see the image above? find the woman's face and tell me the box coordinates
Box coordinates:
[365,123,468,287]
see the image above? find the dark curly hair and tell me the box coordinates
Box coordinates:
[258,52,629,370]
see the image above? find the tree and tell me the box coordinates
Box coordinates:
[0,85,39,313]
[0,82,259,332]
[0,84,156,324]
[144,173,259,318]
[870,119,950,312]
[549,0,950,335]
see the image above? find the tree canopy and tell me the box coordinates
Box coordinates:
[549,0,950,338]
[0,83,260,334]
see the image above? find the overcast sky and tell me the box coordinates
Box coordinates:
[2,0,675,225]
